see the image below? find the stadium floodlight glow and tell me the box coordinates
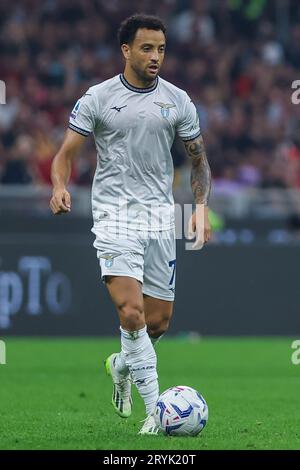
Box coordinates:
[0,340,6,365]
[0,80,6,104]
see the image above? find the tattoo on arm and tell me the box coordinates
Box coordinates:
[184,135,211,205]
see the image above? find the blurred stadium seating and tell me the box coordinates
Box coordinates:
[0,0,300,194]
[1,0,300,336]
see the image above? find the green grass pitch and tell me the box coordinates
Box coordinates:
[0,337,299,450]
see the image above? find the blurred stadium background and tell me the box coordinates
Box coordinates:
[0,0,300,337]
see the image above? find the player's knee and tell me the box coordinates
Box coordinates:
[118,301,144,330]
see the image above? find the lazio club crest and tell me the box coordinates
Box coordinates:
[99,252,121,268]
[154,102,176,119]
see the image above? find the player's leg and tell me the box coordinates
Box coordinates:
[138,229,176,434]
[95,229,145,419]
[144,294,174,346]
[105,275,160,428]
[106,275,145,331]
[104,276,142,418]
[142,228,176,332]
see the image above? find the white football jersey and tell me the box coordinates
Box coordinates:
[69,74,201,232]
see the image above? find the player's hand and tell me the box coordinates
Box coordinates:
[50,187,71,215]
[188,204,211,250]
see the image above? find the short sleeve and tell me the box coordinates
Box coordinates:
[176,94,201,142]
[68,90,96,136]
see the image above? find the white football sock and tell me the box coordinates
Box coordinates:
[114,331,163,376]
[114,350,129,377]
[120,325,159,415]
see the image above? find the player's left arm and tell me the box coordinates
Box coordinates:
[183,135,212,249]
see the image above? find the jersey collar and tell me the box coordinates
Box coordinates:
[120,74,158,93]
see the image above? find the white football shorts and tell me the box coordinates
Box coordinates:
[94,227,176,301]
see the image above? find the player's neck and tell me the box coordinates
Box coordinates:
[123,68,156,90]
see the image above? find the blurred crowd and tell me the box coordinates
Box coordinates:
[0,0,300,191]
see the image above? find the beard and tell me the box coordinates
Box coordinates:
[131,62,158,85]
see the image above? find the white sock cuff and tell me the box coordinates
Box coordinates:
[120,325,147,340]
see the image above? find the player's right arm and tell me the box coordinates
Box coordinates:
[50,129,85,215]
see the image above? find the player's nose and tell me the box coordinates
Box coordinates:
[150,52,159,62]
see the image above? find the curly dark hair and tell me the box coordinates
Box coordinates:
[118,14,167,46]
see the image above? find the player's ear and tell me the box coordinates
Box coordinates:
[121,44,131,60]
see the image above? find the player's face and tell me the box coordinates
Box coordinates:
[125,28,166,83]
